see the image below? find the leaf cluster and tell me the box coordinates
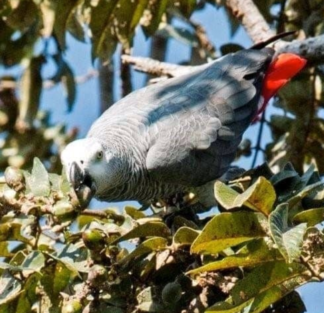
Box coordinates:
[0,159,324,312]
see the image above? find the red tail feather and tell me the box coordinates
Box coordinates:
[254,53,307,120]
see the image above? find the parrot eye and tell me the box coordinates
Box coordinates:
[97,151,103,159]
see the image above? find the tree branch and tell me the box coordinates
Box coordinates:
[225,0,275,43]
[277,35,324,63]
[121,55,194,78]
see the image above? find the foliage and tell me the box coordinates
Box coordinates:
[1,0,324,312]
[1,159,324,312]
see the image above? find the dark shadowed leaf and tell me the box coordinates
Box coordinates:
[141,0,169,37]
[5,0,39,31]
[67,10,85,42]
[220,43,244,55]
[191,212,267,255]
[89,0,119,60]
[15,274,39,313]
[17,56,43,129]
[61,61,76,112]
[53,0,80,50]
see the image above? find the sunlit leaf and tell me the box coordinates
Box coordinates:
[0,271,21,305]
[113,222,170,244]
[173,226,199,247]
[26,158,50,197]
[215,177,276,215]
[293,207,324,226]
[188,239,282,274]
[230,261,307,307]
[125,206,146,220]
[269,203,307,262]
[119,237,168,266]
[191,212,267,255]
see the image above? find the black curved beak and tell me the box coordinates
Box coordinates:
[69,162,96,207]
[69,162,96,194]
[69,162,85,191]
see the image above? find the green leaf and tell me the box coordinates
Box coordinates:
[215,177,276,215]
[119,237,167,266]
[53,0,79,50]
[293,207,324,226]
[207,270,308,313]
[17,56,44,129]
[26,158,50,197]
[158,24,198,46]
[287,181,324,207]
[269,204,307,262]
[5,0,39,31]
[0,271,21,305]
[137,286,164,312]
[141,0,169,37]
[47,243,88,275]
[90,0,119,60]
[15,274,39,313]
[61,61,76,112]
[125,206,146,220]
[191,212,267,255]
[0,242,12,257]
[230,261,307,307]
[173,226,199,247]
[113,222,170,244]
[206,300,253,313]
[247,278,307,313]
[21,251,45,273]
[49,173,60,191]
[66,10,85,42]
[188,239,282,275]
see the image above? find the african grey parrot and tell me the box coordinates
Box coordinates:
[61,45,306,206]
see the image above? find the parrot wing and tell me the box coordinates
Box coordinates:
[145,48,274,186]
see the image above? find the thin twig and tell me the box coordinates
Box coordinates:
[121,55,194,77]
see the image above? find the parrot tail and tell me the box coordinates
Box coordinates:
[253,53,307,121]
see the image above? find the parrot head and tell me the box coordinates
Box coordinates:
[61,138,123,203]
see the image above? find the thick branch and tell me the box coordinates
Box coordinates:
[277,35,324,63]
[225,0,275,43]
